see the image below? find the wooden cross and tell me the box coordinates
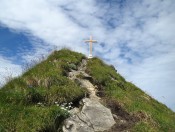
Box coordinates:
[85,36,97,58]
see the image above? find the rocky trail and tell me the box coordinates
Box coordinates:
[62,59,136,132]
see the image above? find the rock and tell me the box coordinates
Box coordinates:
[63,115,94,132]
[78,59,87,71]
[78,80,96,95]
[120,120,126,124]
[69,108,80,115]
[81,98,115,131]
[63,98,115,132]
[113,114,120,120]
[82,59,87,66]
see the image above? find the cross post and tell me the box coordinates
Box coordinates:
[85,36,97,58]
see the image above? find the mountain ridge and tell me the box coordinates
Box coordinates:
[0,49,175,131]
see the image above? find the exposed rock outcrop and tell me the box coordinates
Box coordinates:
[63,98,115,132]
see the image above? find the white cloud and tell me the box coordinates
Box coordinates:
[0,56,22,86]
[0,0,175,111]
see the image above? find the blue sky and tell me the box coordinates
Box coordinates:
[0,0,175,111]
[0,26,34,64]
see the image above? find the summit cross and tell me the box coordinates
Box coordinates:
[85,36,97,58]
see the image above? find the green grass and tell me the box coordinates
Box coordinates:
[0,104,69,132]
[0,49,87,131]
[86,57,175,131]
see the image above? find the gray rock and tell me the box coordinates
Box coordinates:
[63,98,115,132]
[63,114,94,132]
[81,98,116,131]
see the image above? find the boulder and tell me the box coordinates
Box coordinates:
[63,98,115,132]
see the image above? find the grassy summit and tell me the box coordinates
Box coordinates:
[0,49,175,131]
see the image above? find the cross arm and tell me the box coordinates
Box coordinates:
[85,40,97,43]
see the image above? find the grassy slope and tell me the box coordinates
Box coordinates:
[0,49,86,131]
[86,57,175,132]
[0,49,175,131]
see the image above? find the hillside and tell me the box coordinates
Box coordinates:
[0,49,175,132]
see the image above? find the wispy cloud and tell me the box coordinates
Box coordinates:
[0,0,175,111]
[0,56,21,86]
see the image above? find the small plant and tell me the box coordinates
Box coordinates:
[26,87,44,104]
[76,72,84,79]
[68,63,77,70]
